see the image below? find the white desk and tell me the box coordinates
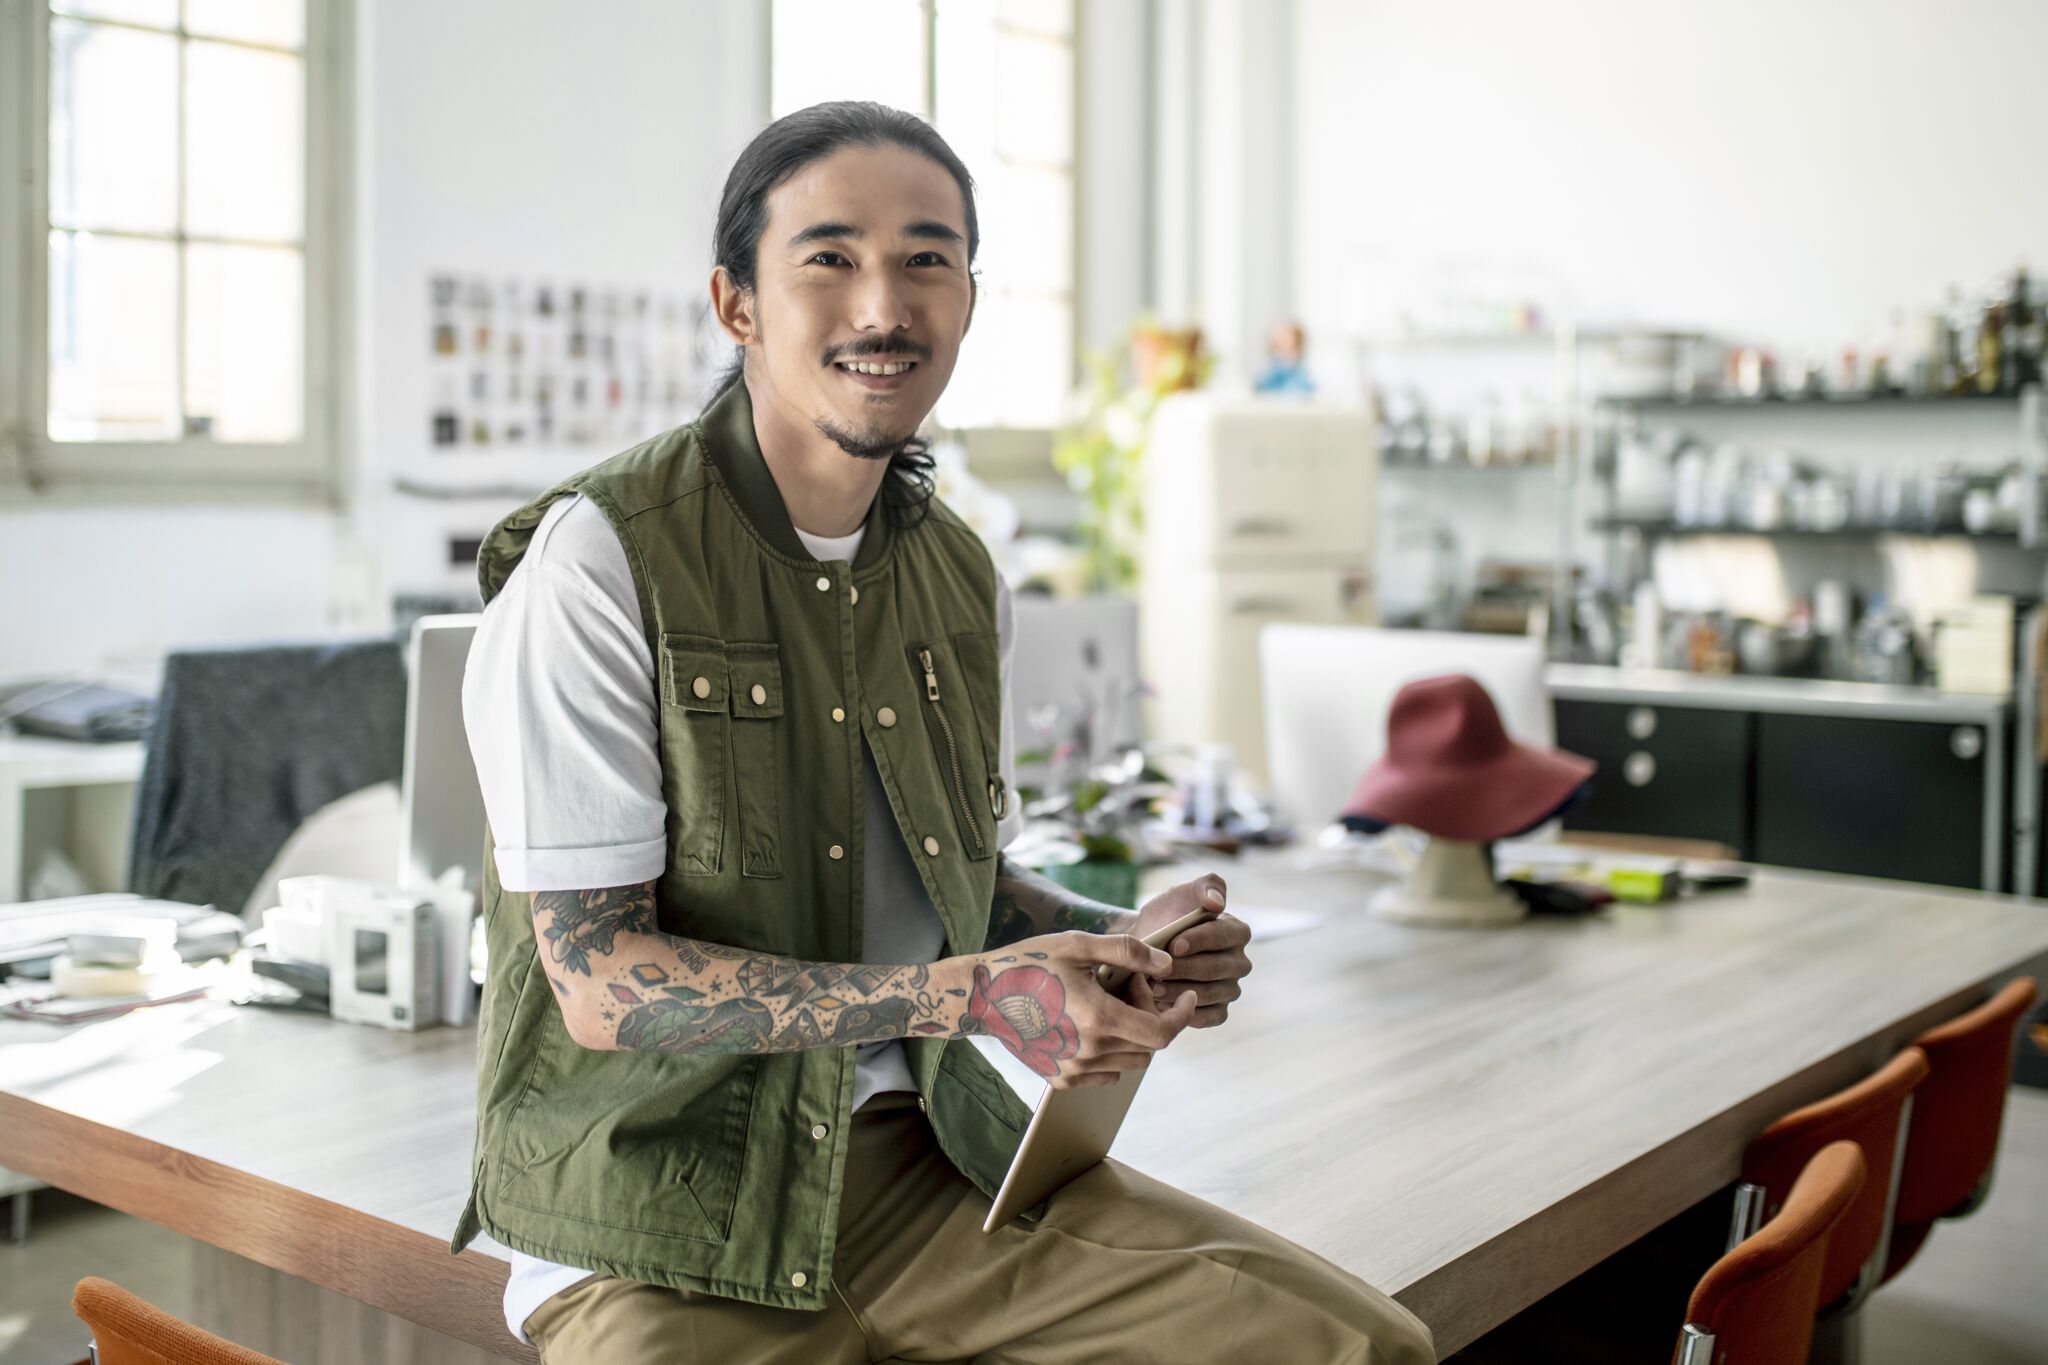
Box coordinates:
[0,735,146,903]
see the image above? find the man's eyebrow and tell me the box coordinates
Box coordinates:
[788,222,861,248]
[904,220,964,244]
[786,220,965,248]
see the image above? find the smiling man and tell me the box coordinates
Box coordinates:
[452,102,1432,1364]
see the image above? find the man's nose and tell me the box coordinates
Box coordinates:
[852,270,915,337]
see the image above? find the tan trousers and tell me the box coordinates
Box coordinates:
[523,1091,1435,1364]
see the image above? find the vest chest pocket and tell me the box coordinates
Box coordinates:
[905,634,1002,862]
[658,635,730,876]
[658,635,786,879]
[725,643,786,879]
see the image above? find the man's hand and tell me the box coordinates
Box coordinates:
[1131,872,1251,1029]
[960,934,1196,1089]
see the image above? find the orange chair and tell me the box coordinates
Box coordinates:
[1881,976,2039,1283]
[1726,1046,1928,1316]
[1673,1140,1866,1365]
[70,1277,287,1365]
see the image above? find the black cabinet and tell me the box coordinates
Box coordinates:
[1555,699,1753,855]
[1752,712,1991,890]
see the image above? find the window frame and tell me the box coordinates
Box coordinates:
[764,0,1080,435]
[3,0,353,505]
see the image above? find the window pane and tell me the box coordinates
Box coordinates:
[993,33,1070,167]
[49,17,178,233]
[771,0,925,118]
[184,0,305,50]
[997,0,1070,38]
[185,242,303,441]
[48,230,180,441]
[50,0,176,29]
[980,165,1070,294]
[185,39,304,242]
[938,289,1069,429]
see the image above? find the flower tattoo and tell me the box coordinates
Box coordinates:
[967,963,1081,1077]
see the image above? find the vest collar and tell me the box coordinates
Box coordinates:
[701,379,893,572]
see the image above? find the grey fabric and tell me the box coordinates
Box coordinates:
[127,637,406,915]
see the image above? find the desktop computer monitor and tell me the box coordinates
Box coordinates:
[398,615,485,893]
[1259,624,1553,831]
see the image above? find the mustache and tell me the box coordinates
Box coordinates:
[822,334,933,366]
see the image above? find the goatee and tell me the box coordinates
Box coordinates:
[814,416,912,463]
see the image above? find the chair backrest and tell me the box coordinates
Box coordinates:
[1739,1047,1928,1307]
[1678,1141,1865,1365]
[1893,977,2038,1229]
[73,1277,287,1365]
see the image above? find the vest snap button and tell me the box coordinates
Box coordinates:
[828,844,844,860]
[832,707,845,723]
[791,1271,809,1288]
[691,676,710,700]
[923,835,940,857]
[877,707,896,728]
[850,584,860,605]
[816,576,831,592]
[811,1123,828,1139]
[751,683,767,705]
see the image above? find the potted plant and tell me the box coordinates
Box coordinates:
[1051,321,1208,595]
[1013,744,1176,909]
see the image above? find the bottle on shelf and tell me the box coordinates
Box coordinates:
[2010,264,2041,391]
[1979,298,2006,395]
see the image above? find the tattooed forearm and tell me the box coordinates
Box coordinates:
[529,881,974,1057]
[983,854,1137,952]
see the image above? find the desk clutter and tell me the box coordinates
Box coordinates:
[0,894,241,1022]
[0,874,479,1032]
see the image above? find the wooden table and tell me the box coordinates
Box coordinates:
[3,849,2046,1361]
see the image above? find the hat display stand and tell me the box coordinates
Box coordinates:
[1341,674,1598,929]
[1368,835,1525,927]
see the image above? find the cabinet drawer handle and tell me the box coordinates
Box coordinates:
[1627,706,1657,740]
[1624,751,1657,787]
[1951,727,1983,760]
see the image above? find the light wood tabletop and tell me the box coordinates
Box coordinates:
[3,848,2046,1360]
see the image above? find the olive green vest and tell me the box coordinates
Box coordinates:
[449,381,1039,1308]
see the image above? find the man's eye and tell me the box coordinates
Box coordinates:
[908,251,948,267]
[808,251,849,267]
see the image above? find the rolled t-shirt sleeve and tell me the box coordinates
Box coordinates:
[460,495,668,893]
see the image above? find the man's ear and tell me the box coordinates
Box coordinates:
[709,266,755,346]
[961,272,977,342]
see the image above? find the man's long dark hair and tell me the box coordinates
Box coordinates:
[708,101,980,531]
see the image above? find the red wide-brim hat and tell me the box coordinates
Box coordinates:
[1342,673,1596,842]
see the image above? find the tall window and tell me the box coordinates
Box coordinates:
[6,0,343,496]
[769,0,1075,430]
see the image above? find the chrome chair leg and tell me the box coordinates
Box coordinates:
[1726,1181,1765,1252]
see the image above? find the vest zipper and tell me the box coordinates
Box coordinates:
[919,648,986,855]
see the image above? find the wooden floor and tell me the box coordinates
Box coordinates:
[4,1090,2046,1363]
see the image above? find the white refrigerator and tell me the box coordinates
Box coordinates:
[1139,394,1380,790]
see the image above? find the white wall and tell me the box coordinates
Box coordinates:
[1294,0,2048,369]
[1290,0,2048,617]
[0,0,764,681]
[360,0,765,603]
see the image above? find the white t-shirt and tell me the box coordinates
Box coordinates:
[460,493,1023,1342]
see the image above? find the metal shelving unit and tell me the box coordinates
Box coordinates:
[1570,377,2048,893]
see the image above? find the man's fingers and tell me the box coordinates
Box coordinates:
[1092,991,1184,1050]
[1082,933,1173,978]
[1157,948,1253,983]
[1165,913,1250,959]
[1069,1051,1152,1077]
[1151,979,1242,1008]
